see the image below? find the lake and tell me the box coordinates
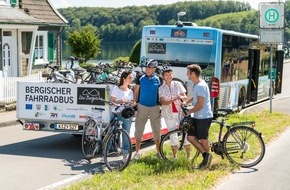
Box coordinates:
[62,41,137,64]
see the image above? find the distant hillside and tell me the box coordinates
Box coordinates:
[59,0,252,42]
[196,11,258,35]
[59,0,290,44]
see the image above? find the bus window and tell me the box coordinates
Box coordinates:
[221,35,253,82]
[259,45,271,76]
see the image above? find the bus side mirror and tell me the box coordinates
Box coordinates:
[210,77,220,98]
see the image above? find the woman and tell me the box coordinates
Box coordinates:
[159,66,191,158]
[109,70,135,161]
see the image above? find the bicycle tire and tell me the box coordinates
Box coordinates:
[104,128,132,171]
[160,129,198,161]
[81,118,100,160]
[223,126,265,168]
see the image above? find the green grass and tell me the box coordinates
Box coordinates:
[63,110,290,190]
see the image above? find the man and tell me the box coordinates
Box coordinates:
[133,59,162,159]
[185,64,213,169]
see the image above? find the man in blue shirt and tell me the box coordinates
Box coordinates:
[133,59,162,159]
[185,64,213,169]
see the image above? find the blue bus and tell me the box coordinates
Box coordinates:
[140,23,284,111]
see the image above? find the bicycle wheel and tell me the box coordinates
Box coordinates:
[160,129,198,161]
[81,119,100,160]
[223,126,265,168]
[104,128,132,171]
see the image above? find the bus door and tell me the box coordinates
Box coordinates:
[275,50,284,94]
[247,48,260,103]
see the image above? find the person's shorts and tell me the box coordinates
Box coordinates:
[187,118,212,140]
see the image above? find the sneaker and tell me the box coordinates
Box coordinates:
[198,152,212,169]
[198,162,206,169]
[133,153,141,160]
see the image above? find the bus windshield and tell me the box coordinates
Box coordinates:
[144,41,215,66]
[142,27,217,67]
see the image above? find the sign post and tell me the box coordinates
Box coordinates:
[259,2,284,113]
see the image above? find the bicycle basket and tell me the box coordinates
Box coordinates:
[121,107,135,119]
[179,116,194,131]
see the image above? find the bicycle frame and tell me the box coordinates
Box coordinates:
[101,114,122,147]
[210,111,256,157]
[86,102,131,156]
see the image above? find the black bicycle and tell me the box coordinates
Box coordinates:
[81,100,134,171]
[159,106,265,168]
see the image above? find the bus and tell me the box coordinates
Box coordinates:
[140,22,284,112]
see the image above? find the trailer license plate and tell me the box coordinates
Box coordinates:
[55,124,79,130]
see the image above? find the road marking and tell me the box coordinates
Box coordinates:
[37,173,89,190]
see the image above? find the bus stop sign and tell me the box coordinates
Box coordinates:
[259,2,284,29]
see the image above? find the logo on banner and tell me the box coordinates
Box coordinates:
[44,105,49,111]
[62,114,75,118]
[77,87,105,105]
[36,104,41,110]
[148,43,166,54]
[25,104,33,110]
[35,112,45,118]
[50,113,58,118]
[171,29,187,38]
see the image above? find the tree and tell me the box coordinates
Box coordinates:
[66,24,101,62]
[129,39,141,65]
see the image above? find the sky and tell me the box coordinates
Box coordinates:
[49,0,286,10]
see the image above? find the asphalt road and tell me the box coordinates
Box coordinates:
[0,123,154,190]
[0,126,93,190]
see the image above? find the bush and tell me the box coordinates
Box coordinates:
[129,39,141,66]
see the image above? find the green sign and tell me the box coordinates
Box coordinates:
[265,8,279,24]
[259,2,284,29]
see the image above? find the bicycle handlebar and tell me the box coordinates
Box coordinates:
[179,98,190,116]
[95,98,135,111]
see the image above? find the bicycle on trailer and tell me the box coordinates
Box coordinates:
[81,99,135,171]
[159,105,265,168]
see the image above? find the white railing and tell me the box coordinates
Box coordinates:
[0,72,45,104]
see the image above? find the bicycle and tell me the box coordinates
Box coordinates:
[79,62,120,85]
[44,64,76,83]
[159,106,265,168]
[81,99,134,171]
